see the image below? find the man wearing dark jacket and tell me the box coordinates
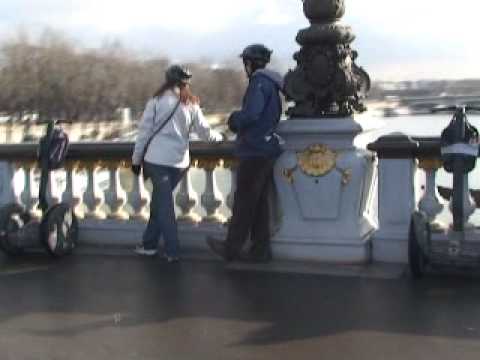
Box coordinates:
[207,44,284,263]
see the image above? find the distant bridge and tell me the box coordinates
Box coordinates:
[399,95,480,113]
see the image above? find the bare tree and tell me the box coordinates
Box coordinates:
[0,29,248,122]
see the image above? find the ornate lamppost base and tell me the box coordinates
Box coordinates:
[272,116,382,263]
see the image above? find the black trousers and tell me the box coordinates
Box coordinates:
[226,157,275,259]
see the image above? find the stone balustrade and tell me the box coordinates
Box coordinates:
[2,133,472,264]
[368,135,479,263]
[0,142,236,249]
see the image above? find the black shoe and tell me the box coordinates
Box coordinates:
[238,249,272,264]
[206,237,231,262]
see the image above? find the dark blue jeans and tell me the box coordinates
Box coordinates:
[142,162,184,256]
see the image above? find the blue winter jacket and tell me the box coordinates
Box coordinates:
[228,69,284,158]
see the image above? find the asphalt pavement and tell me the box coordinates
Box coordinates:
[1,254,480,360]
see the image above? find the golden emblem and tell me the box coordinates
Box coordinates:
[297,144,337,177]
[282,144,353,186]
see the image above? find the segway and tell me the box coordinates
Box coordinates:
[0,119,78,257]
[409,106,480,277]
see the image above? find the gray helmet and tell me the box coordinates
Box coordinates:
[165,65,192,85]
[239,44,272,63]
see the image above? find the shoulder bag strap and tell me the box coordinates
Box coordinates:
[141,98,181,162]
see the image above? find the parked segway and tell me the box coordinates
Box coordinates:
[0,119,78,257]
[408,106,480,277]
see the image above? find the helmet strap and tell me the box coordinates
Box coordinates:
[243,59,266,78]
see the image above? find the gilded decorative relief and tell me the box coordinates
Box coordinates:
[282,144,352,186]
[298,144,337,177]
[282,167,296,185]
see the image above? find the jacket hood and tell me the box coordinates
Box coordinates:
[254,69,284,91]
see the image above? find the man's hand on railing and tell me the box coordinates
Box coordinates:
[131,164,141,176]
[227,112,239,133]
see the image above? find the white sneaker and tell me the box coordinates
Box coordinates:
[134,245,158,257]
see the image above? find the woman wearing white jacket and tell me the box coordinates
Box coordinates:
[131,65,223,262]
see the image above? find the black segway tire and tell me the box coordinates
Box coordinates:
[408,212,430,278]
[41,203,78,258]
[0,203,30,256]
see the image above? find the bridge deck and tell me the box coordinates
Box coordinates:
[1,253,480,359]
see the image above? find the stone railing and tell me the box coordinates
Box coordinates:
[367,134,479,263]
[0,141,236,249]
[3,133,468,264]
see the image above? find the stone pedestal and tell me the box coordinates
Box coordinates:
[272,117,381,263]
[373,158,417,263]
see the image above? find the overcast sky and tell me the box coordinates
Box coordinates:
[0,0,478,81]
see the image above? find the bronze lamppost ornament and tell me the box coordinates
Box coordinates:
[284,0,371,118]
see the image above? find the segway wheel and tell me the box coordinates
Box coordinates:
[408,211,431,278]
[0,204,30,256]
[41,204,78,257]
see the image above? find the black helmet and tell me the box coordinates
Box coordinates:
[239,44,272,63]
[165,65,192,85]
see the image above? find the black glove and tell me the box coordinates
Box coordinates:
[131,164,141,176]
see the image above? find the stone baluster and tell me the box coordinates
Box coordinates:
[62,162,82,217]
[45,171,60,207]
[104,162,129,220]
[82,162,106,219]
[128,172,150,222]
[198,158,225,223]
[418,158,445,231]
[223,159,238,215]
[0,162,26,207]
[30,167,41,217]
[61,163,74,206]
[20,162,37,212]
[175,165,201,223]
